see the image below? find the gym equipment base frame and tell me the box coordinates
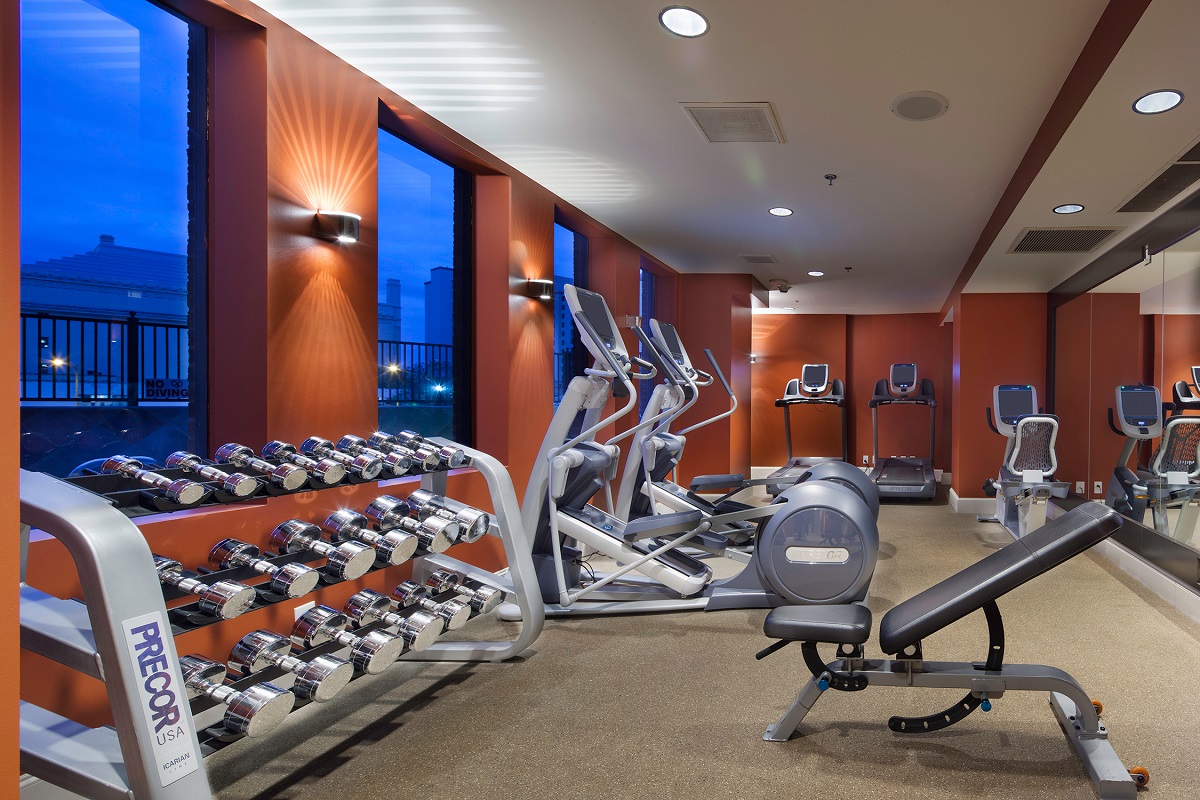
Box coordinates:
[18,438,543,800]
[763,657,1136,799]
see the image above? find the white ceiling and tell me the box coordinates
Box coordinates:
[254,0,1200,314]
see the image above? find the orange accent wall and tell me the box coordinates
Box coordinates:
[2,0,22,786]
[750,314,848,466]
[1052,293,1146,497]
[846,314,951,471]
[673,274,757,482]
[951,294,1048,498]
[1155,314,1200,397]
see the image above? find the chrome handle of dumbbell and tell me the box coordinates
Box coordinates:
[427,568,502,614]
[270,520,377,581]
[166,451,258,497]
[261,440,347,485]
[229,632,353,703]
[179,655,295,738]
[342,590,442,651]
[215,443,309,491]
[301,437,383,480]
[392,580,470,630]
[101,456,207,504]
[337,434,411,476]
[292,607,404,674]
[406,488,490,543]
[153,555,256,618]
[322,510,418,566]
[209,539,320,598]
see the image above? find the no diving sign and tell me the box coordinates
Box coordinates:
[144,379,189,400]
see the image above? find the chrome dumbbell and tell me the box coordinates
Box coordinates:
[362,495,456,553]
[369,430,467,470]
[300,437,382,480]
[403,488,491,544]
[269,520,376,582]
[336,434,411,477]
[165,451,259,498]
[101,455,206,505]
[321,510,417,567]
[179,655,294,738]
[261,440,346,485]
[209,539,320,599]
[214,443,308,491]
[229,630,353,703]
[291,606,405,674]
[392,580,471,631]
[425,569,504,614]
[342,590,442,652]
[153,555,256,619]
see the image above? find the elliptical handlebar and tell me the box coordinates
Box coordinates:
[675,347,738,436]
[604,326,692,448]
[985,407,1000,436]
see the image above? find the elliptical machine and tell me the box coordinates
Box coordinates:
[1106,384,1200,542]
[498,286,878,619]
[613,321,877,547]
[978,384,1067,537]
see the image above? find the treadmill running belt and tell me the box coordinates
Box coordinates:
[877,463,925,485]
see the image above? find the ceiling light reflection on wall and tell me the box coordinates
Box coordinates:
[768,207,793,216]
[1133,90,1183,115]
[659,6,708,37]
[1053,204,1084,214]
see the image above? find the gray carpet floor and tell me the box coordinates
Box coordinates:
[208,491,1200,799]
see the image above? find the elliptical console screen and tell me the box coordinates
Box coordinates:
[573,288,619,350]
[1193,366,1200,389]
[801,364,828,392]
[996,385,1035,424]
[657,322,686,365]
[1119,386,1160,426]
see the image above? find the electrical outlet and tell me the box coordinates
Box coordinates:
[1093,481,1104,496]
[293,600,315,621]
[1075,481,1085,495]
[862,455,868,465]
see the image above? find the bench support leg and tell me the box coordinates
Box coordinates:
[1049,692,1137,800]
[763,674,824,742]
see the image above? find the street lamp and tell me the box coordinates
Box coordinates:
[47,356,81,399]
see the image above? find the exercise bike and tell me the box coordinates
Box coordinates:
[977,383,1067,537]
[497,286,878,618]
[1105,383,1200,542]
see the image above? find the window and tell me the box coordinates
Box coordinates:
[638,267,657,414]
[377,128,472,442]
[552,222,588,404]
[19,0,206,477]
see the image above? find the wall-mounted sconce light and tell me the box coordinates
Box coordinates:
[314,210,361,243]
[620,315,641,329]
[525,278,554,300]
[749,353,758,364]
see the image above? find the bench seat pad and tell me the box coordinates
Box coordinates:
[764,603,872,645]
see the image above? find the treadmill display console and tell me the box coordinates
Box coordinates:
[801,364,829,394]
[1118,385,1160,427]
[996,385,1036,425]
[889,364,917,397]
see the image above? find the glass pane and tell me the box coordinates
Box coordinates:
[553,223,578,404]
[19,0,203,477]
[378,128,460,439]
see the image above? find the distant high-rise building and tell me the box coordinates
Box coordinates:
[379,278,403,341]
[424,266,454,345]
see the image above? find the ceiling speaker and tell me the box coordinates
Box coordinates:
[890,91,949,122]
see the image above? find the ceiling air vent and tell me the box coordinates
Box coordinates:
[681,102,784,143]
[1117,163,1200,213]
[1008,227,1121,254]
[739,254,778,264]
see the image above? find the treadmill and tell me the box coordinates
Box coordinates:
[764,364,848,497]
[868,363,937,500]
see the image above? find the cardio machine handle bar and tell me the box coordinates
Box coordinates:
[676,347,739,436]
[553,310,641,457]
[604,326,692,447]
[985,407,1000,436]
[1107,407,1123,437]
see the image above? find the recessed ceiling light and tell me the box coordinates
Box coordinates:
[659,6,708,37]
[768,207,793,217]
[1133,90,1183,115]
[807,270,824,277]
[1053,203,1084,214]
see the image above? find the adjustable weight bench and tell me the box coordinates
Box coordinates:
[756,503,1147,799]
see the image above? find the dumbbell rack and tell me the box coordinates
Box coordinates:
[19,439,544,800]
